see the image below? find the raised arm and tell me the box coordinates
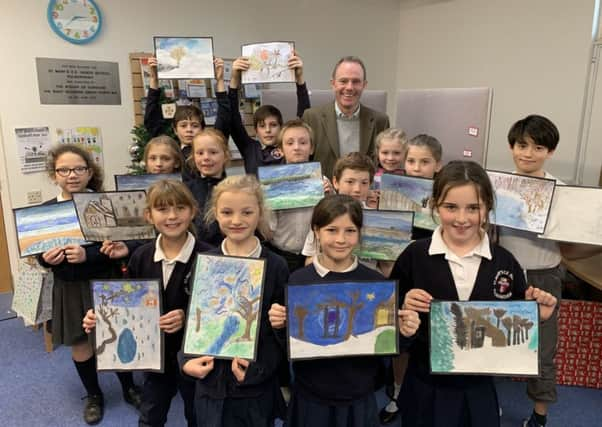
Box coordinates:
[143,56,168,138]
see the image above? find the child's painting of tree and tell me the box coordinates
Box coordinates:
[91,280,163,372]
[241,41,295,84]
[183,254,266,360]
[286,281,398,360]
[429,300,539,376]
[154,37,215,79]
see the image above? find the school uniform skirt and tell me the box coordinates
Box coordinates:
[52,277,93,346]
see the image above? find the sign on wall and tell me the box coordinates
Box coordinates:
[36,58,121,105]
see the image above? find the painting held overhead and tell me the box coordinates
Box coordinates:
[241,41,295,84]
[154,37,215,80]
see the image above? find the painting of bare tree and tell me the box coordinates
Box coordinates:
[154,37,215,79]
[241,41,295,84]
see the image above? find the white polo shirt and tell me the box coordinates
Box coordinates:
[154,232,196,288]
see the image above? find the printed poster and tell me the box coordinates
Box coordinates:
[15,127,51,174]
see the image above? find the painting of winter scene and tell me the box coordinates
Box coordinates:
[72,191,155,241]
[430,300,539,376]
[357,210,414,261]
[114,173,181,191]
[241,41,295,84]
[154,37,215,79]
[287,281,398,360]
[183,254,266,360]
[258,162,323,210]
[379,174,436,230]
[92,280,163,372]
[540,185,602,245]
[14,201,88,257]
[487,170,556,234]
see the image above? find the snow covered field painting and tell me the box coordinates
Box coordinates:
[357,210,414,261]
[258,162,323,210]
[183,254,266,360]
[430,300,539,376]
[92,280,163,372]
[487,170,556,234]
[154,37,215,79]
[379,174,437,230]
[287,281,398,360]
[114,173,181,191]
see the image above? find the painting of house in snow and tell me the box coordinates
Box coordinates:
[430,300,539,376]
[379,174,437,230]
[73,191,155,241]
[91,280,163,372]
[287,281,398,360]
[183,254,266,360]
[487,170,556,234]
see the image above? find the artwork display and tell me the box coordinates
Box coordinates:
[14,201,88,257]
[56,127,104,167]
[91,280,163,372]
[200,98,218,126]
[540,185,602,245]
[72,191,155,241]
[357,210,414,261]
[139,57,174,98]
[114,173,181,191]
[241,41,295,84]
[11,258,53,326]
[258,162,323,210]
[487,170,556,234]
[183,254,266,360]
[287,281,399,360]
[430,300,539,376]
[379,174,437,230]
[154,37,215,79]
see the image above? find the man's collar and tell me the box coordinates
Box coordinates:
[334,101,361,119]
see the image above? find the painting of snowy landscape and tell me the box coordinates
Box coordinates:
[14,201,88,257]
[379,174,437,230]
[430,300,539,376]
[540,185,602,245]
[258,162,323,210]
[115,173,181,191]
[92,280,163,372]
[183,254,266,360]
[287,281,398,360]
[241,41,295,84]
[154,37,215,79]
[357,210,414,261]
[487,170,556,234]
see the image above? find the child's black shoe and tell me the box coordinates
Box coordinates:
[83,394,104,425]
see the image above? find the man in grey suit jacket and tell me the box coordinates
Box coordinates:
[302,56,390,178]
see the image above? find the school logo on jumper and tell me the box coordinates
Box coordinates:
[271,147,283,159]
[493,270,513,299]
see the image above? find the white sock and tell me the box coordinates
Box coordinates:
[385,400,399,413]
[392,382,401,399]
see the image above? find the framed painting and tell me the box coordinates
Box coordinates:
[154,36,215,80]
[241,41,295,84]
[487,170,556,234]
[429,300,539,376]
[91,279,163,372]
[540,185,602,245]
[13,201,88,257]
[183,254,266,360]
[11,258,53,326]
[357,210,414,261]
[287,280,399,360]
[72,191,155,241]
[258,162,323,210]
[379,174,437,230]
[114,173,181,191]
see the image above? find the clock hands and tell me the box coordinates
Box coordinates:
[65,16,87,26]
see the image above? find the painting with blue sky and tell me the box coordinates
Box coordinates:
[430,300,539,376]
[154,37,214,79]
[287,281,398,360]
[114,173,181,191]
[358,210,414,261]
[258,162,323,210]
[379,174,437,230]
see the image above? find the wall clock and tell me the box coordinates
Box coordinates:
[47,0,102,45]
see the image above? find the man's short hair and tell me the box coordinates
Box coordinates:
[332,56,367,81]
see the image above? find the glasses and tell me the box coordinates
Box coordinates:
[54,166,89,177]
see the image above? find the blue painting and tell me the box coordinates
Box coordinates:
[258,162,323,210]
[14,201,88,257]
[91,280,163,372]
[114,173,181,191]
[430,300,539,376]
[154,37,215,79]
[183,254,266,360]
[379,174,437,230]
[487,170,556,233]
[357,210,414,261]
[287,281,398,360]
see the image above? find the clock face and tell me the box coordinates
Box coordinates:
[47,0,102,44]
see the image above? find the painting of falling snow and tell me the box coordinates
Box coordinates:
[379,174,437,230]
[287,281,398,360]
[183,254,266,360]
[430,300,539,376]
[487,170,556,234]
[92,280,163,372]
[241,41,295,84]
[154,37,215,79]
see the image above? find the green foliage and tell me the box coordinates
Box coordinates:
[430,303,455,372]
[374,329,396,353]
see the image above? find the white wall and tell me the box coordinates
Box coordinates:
[0,0,401,275]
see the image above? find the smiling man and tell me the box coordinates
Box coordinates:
[302,56,389,178]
